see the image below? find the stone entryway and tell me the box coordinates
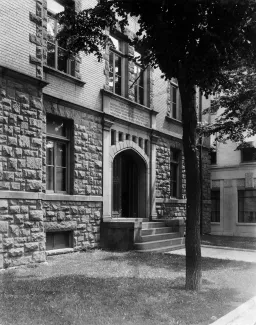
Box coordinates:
[112,149,147,218]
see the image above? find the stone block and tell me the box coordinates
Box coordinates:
[0,254,3,269]
[30,210,43,221]
[10,183,21,190]
[26,157,41,169]
[32,251,46,263]
[9,225,20,236]
[25,242,39,251]
[0,200,8,211]
[18,135,30,148]
[3,238,14,249]
[44,221,77,231]
[0,221,8,233]
[26,180,41,192]
[14,214,24,224]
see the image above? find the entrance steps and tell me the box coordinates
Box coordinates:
[134,221,185,253]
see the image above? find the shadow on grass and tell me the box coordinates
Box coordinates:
[102,251,254,272]
[0,271,246,325]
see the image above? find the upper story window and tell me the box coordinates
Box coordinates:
[109,35,127,96]
[46,115,72,193]
[241,145,256,163]
[133,51,148,106]
[47,0,75,76]
[167,79,182,120]
[170,148,180,198]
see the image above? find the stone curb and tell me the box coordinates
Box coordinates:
[201,244,256,253]
[211,296,256,325]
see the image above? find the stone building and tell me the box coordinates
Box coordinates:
[0,0,211,269]
[210,107,256,237]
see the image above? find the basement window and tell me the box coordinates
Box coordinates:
[46,231,73,250]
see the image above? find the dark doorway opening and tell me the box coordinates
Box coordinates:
[112,150,146,218]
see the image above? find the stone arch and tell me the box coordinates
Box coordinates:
[109,140,149,167]
[109,140,150,219]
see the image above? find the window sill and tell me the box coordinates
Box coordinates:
[165,115,182,126]
[44,65,86,87]
[46,248,74,256]
[211,222,220,224]
[236,223,256,226]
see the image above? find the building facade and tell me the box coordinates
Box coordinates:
[0,0,211,269]
[210,108,256,237]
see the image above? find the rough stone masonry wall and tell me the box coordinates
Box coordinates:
[155,136,186,219]
[0,74,45,269]
[43,100,103,195]
[43,201,102,250]
[42,99,103,250]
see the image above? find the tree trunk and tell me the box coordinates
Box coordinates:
[178,78,202,291]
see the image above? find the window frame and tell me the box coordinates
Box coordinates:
[168,80,182,121]
[108,34,127,97]
[211,190,220,223]
[46,0,76,76]
[133,51,148,106]
[170,148,180,198]
[238,190,256,223]
[46,115,71,194]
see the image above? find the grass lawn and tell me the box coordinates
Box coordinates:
[0,250,256,325]
[201,235,256,250]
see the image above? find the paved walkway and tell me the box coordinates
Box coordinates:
[168,246,256,263]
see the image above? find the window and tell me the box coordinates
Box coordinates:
[210,148,217,164]
[241,146,256,162]
[170,148,180,198]
[109,35,127,96]
[238,190,256,223]
[167,80,181,120]
[46,115,71,193]
[211,190,220,222]
[133,51,147,105]
[46,231,72,250]
[47,0,75,76]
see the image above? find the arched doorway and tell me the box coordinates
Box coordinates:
[112,149,147,218]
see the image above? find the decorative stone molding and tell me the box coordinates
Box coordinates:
[245,172,254,188]
[236,179,245,187]
[102,118,114,131]
[224,179,233,187]
[109,140,149,167]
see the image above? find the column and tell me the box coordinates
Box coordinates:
[150,133,158,220]
[102,118,114,221]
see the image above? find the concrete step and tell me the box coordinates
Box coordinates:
[140,232,180,243]
[141,222,166,229]
[141,227,177,236]
[135,243,185,253]
[134,237,185,251]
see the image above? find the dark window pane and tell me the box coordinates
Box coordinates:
[172,86,177,119]
[139,86,144,105]
[170,163,178,197]
[47,118,66,137]
[238,190,256,223]
[70,58,76,76]
[58,47,68,74]
[46,140,54,165]
[46,166,54,190]
[115,55,121,75]
[211,190,220,222]
[47,42,56,68]
[242,148,256,162]
[46,231,71,251]
[115,74,121,95]
[56,143,66,167]
[56,167,66,191]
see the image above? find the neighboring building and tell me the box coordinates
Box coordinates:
[210,107,256,237]
[0,0,211,269]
